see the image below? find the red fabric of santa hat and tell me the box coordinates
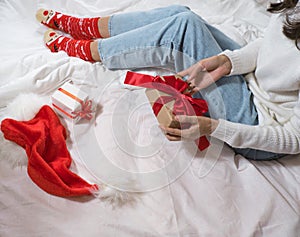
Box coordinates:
[1,105,98,197]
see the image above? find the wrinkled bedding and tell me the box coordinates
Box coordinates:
[1,0,300,236]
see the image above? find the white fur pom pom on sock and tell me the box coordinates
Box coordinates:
[0,93,49,167]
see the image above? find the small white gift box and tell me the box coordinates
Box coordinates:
[51,82,94,123]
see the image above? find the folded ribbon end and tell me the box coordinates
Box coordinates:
[72,100,94,121]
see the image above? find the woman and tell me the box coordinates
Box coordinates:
[36,1,300,160]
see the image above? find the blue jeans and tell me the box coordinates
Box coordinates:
[97,5,285,160]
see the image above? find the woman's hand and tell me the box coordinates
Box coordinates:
[177,55,232,90]
[160,115,219,141]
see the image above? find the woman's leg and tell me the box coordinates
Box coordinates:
[107,5,190,37]
[98,11,226,70]
[40,5,191,61]
[37,5,190,39]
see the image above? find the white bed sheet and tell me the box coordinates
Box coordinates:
[1,0,300,236]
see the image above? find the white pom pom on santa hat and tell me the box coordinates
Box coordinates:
[94,182,141,207]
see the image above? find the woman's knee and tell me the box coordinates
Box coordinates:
[165,5,191,15]
[175,10,205,25]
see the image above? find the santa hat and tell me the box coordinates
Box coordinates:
[0,93,138,204]
[1,104,98,197]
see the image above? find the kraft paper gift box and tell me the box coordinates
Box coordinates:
[125,71,210,150]
[145,88,181,128]
[51,82,94,123]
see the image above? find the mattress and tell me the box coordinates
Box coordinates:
[0,0,300,236]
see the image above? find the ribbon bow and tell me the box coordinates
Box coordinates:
[124,71,210,151]
[72,100,93,120]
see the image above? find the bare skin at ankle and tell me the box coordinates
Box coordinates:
[90,41,101,61]
[98,17,110,38]
[90,16,110,62]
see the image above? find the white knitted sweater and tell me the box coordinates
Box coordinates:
[211,13,300,154]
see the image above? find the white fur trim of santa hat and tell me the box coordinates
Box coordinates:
[0,93,49,167]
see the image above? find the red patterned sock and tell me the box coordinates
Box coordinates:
[44,30,94,62]
[37,9,101,40]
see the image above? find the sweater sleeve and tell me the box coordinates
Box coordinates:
[210,100,300,154]
[220,38,263,76]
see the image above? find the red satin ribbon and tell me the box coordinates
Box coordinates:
[124,71,210,151]
[72,100,93,120]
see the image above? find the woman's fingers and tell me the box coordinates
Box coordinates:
[175,115,198,124]
[160,126,182,141]
[165,134,181,141]
[160,126,181,136]
[177,68,190,77]
[178,55,232,88]
[160,124,198,141]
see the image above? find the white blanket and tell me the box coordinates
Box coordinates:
[1,0,300,236]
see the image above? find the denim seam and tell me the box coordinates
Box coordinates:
[101,40,174,63]
[98,39,104,62]
[108,15,114,36]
